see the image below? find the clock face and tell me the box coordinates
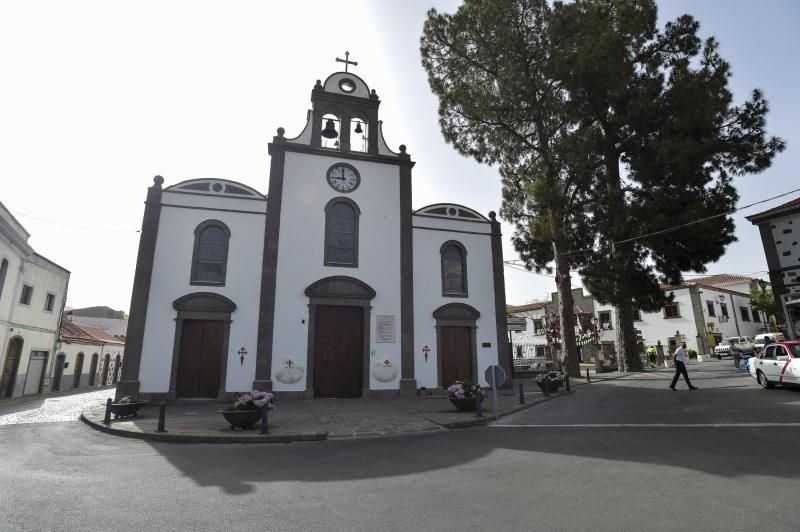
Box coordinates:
[327,163,360,193]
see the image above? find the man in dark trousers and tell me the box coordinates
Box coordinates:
[670,342,699,391]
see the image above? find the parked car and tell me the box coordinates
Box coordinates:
[714,336,755,359]
[749,340,800,389]
[753,332,786,354]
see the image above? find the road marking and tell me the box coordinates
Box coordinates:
[491,422,800,428]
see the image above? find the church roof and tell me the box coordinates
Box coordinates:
[414,203,489,222]
[164,179,266,199]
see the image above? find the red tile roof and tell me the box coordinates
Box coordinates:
[746,196,800,222]
[60,320,124,345]
[507,302,546,313]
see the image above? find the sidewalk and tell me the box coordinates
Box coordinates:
[80,381,575,444]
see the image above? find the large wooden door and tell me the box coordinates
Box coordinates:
[440,326,473,388]
[313,306,363,398]
[176,320,224,398]
[1,338,23,398]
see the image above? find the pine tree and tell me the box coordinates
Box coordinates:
[548,0,785,370]
[421,0,595,377]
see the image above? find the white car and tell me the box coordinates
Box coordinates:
[749,341,800,389]
[714,336,754,358]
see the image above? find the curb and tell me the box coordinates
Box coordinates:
[79,414,327,444]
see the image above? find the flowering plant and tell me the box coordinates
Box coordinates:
[535,371,565,384]
[447,379,486,399]
[229,390,275,411]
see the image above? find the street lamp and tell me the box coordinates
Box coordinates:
[757,279,768,332]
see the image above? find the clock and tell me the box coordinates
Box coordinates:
[326,163,360,193]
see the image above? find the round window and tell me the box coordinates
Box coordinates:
[339,78,356,93]
[212,183,223,192]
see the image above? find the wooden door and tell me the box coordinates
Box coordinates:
[176,320,224,398]
[1,338,23,397]
[440,326,473,388]
[313,306,363,398]
[52,354,65,392]
[73,353,84,389]
[101,354,110,385]
[89,355,98,386]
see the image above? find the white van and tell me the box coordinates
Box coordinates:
[753,333,786,353]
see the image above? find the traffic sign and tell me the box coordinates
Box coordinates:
[484,364,506,389]
[507,317,527,332]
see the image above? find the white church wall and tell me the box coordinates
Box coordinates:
[139,200,266,394]
[271,152,403,392]
[412,217,498,389]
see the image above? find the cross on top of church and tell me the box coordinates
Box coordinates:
[335,51,358,72]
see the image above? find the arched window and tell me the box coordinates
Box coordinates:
[324,198,359,267]
[191,220,230,285]
[320,113,341,149]
[441,241,468,297]
[0,259,7,301]
[349,118,368,153]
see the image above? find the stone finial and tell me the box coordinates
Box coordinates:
[399,144,407,154]
[153,175,164,186]
[314,79,323,90]
[277,127,285,138]
[489,211,497,220]
[370,89,378,99]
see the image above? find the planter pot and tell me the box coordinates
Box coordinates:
[449,397,478,411]
[219,409,263,430]
[537,381,561,393]
[109,401,147,419]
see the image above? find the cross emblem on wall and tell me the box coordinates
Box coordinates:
[422,345,430,363]
[238,347,248,366]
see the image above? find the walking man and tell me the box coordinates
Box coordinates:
[670,342,699,391]
[730,341,742,369]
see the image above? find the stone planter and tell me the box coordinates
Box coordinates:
[448,397,479,411]
[109,401,147,419]
[219,409,263,430]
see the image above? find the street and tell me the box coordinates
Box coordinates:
[1,360,799,531]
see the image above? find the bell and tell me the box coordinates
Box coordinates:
[321,118,338,139]
[354,121,363,134]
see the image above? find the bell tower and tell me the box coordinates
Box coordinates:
[309,53,381,154]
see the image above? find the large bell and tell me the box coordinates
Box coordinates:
[354,121,363,134]
[321,118,338,139]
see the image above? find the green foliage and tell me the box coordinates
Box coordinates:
[749,288,777,317]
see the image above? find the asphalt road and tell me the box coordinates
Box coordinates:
[2,360,799,531]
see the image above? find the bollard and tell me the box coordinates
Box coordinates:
[260,406,269,434]
[103,398,112,425]
[586,368,591,383]
[565,375,571,391]
[157,402,166,432]
[476,394,483,418]
[518,383,525,404]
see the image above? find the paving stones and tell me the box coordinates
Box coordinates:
[0,388,116,425]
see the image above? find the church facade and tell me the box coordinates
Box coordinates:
[118,70,510,402]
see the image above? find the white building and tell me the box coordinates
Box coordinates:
[747,197,800,339]
[0,201,70,398]
[118,69,510,402]
[54,320,125,392]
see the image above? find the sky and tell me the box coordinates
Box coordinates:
[1,0,798,312]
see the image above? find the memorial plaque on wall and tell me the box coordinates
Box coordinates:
[376,315,396,343]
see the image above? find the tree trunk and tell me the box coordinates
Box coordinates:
[553,242,580,377]
[614,300,642,372]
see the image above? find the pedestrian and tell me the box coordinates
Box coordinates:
[730,341,742,369]
[669,342,699,391]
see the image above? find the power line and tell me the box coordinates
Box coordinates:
[11,210,140,233]
[560,186,800,256]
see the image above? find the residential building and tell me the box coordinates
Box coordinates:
[747,196,800,339]
[54,320,125,392]
[0,201,70,398]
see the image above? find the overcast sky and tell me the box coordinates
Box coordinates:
[1,0,797,312]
